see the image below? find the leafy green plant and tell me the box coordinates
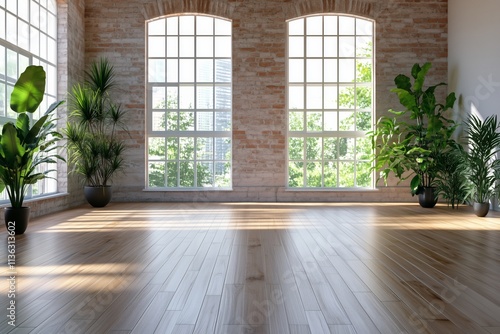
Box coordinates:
[0,66,64,207]
[434,147,469,208]
[462,114,500,204]
[64,58,127,186]
[371,62,458,195]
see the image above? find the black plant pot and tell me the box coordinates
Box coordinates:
[4,207,30,235]
[418,187,438,208]
[473,202,489,217]
[84,186,112,207]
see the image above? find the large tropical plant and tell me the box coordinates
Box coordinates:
[64,58,127,187]
[0,66,64,208]
[371,62,458,195]
[462,114,500,204]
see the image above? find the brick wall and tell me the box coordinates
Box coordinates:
[81,0,449,203]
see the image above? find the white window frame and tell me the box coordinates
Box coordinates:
[146,14,233,190]
[286,14,375,189]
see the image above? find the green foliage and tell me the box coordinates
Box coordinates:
[370,62,458,195]
[0,66,65,208]
[434,147,469,208]
[64,58,127,187]
[462,115,500,204]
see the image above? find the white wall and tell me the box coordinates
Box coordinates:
[449,0,500,122]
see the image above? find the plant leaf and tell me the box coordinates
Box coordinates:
[10,65,46,113]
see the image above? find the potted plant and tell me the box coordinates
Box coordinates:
[64,58,127,207]
[461,114,500,217]
[371,62,458,207]
[0,66,64,234]
[434,147,469,209]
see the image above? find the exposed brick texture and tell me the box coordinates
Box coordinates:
[77,0,449,202]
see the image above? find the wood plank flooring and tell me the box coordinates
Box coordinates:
[1,202,500,334]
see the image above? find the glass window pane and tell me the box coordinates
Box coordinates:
[179,86,194,109]
[289,85,304,109]
[306,16,322,35]
[324,37,337,57]
[339,162,355,187]
[197,162,213,187]
[339,138,355,160]
[324,161,337,187]
[339,16,355,35]
[149,137,166,159]
[356,137,372,160]
[215,138,231,160]
[289,138,304,160]
[196,16,213,35]
[197,86,213,109]
[306,162,322,187]
[6,13,16,44]
[215,36,231,57]
[356,19,373,36]
[339,112,355,130]
[339,85,355,109]
[306,137,322,160]
[215,112,231,131]
[356,86,372,110]
[149,59,165,82]
[306,59,322,82]
[30,27,39,55]
[288,18,304,35]
[356,111,372,131]
[289,111,304,131]
[179,111,194,130]
[356,59,372,82]
[18,0,29,20]
[166,59,178,82]
[179,16,194,35]
[166,87,178,109]
[306,37,322,57]
[289,59,304,82]
[180,137,195,160]
[152,87,165,109]
[356,162,372,187]
[197,36,213,57]
[166,17,178,35]
[289,161,304,187]
[339,59,355,82]
[324,85,338,109]
[215,86,231,109]
[179,59,194,82]
[215,162,231,187]
[152,112,166,131]
[149,19,165,35]
[356,37,372,57]
[167,162,178,187]
[197,59,213,82]
[306,85,322,109]
[324,16,337,35]
[197,111,213,130]
[180,36,194,57]
[215,19,231,35]
[18,19,29,50]
[324,138,338,159]
[289,37,304,57]
[166,111,178,131]
[149,37,165,57]
[167,138,179,160]
[180,162,195,187]
[339,37,355,57]
[215,59,231,82]
[306,112,322,132]
[166,36,178,57]
[324,59,337,82]
[0,9,5,39]
[324,112,338,131]
[149,162,166,187]
[197,137,213,160]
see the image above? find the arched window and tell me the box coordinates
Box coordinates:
[0,0,58,200]
[287,14,374,188]
[146,14,232,189]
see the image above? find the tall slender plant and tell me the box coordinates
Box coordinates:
[64,58,127,187]
[462,114,500,205]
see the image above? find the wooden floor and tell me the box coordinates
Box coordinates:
[1,202,500,334]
